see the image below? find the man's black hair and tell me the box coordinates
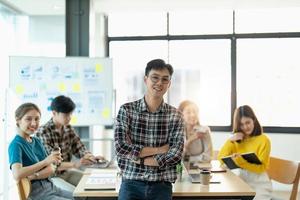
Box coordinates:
[145,59,174,76]
[50,95,75,113]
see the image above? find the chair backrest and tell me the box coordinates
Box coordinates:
[17,178,31,200]
[267,156,300,200]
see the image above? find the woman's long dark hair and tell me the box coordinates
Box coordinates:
[233,105,263,136]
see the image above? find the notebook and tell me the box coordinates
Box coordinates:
[221,152,262,170]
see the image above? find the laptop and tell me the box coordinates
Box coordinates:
[88,156,115,169]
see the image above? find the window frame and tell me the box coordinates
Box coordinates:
[107,12,300,133]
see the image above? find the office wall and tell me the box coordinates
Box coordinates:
[26,15,65,56]
[29,16,64,43]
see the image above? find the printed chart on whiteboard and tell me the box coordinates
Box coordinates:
[9,56,113,126]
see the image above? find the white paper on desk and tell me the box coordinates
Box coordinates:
[88,173,116,178]
[85,172,116,190]
[90,169,117,174]
[86,176,115,185]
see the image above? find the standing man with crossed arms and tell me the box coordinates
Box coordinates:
[114,59,184,200]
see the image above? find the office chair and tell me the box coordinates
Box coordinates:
[17,177,31,200]
[267,156,300,200]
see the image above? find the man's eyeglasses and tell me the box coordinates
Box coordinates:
[148,75,171,84]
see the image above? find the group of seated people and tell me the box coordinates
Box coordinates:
[179,100,272,200]
[9,95,104,200]
[8,96,272,200]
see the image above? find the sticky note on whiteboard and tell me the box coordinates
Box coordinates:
[16,85,25,94]
[58,82,66,92]
[70,116,78,125]
[101,108,110,119]
[72,83,81,92]
[95,64,103,73]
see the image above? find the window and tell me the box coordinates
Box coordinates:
[237,38,300,127]
[235,8,300,33]
[169,10,233,35]
[169,40,231,125]
[108,9,300,132]
[108,12,167,36]
[109,40,168,109]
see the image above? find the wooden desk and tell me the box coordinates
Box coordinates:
[74,166,255,200]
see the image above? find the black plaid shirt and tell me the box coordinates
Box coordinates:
[36,118,89,173]
[114,97,184,182]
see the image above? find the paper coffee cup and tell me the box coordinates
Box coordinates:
[200,170,211,185]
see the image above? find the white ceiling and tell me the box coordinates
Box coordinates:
[2,0,300,15]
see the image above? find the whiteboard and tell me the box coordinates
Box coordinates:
[9,56,113,126]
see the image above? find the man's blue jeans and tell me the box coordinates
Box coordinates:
[118,179,172,200]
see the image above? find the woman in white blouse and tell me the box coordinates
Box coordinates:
[178,100,213,163]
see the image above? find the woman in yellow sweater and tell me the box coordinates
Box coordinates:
[218,105,272,200]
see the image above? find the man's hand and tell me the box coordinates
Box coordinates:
[80,153,106,166]
[157,144,169,154]
[144,157,159,166]
[140,145,169,158]
[95,155,105,162]
[80,153,97,165]
[132,157,159,167]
